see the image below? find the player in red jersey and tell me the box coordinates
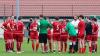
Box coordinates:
[1,17,15,52]
[60,19,68,52]
[91,18,99,53]
[47,18,53,52]
[1,19,9,52]
[47,28,53,52]
[78,15,85,53]
[9,17,16,52]
[14,17,25,54]
[52,17,61,52]
[85,17,93,53]
[30,18,39,52]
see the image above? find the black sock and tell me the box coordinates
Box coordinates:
[69,45,72,52]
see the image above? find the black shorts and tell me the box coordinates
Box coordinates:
[39,34,47,43]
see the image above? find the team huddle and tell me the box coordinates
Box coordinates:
[1,15,99,54]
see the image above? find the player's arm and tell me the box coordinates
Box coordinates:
[29,24,33,31]
[65,23,69,32]
[1,25,6,30]
[48,23,52,29]
[37,22,40,32]
[7,23,12,31]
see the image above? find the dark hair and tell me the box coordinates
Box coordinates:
[40,14,43,18]
[43,16,47,20]
[92,18,97,22]
[30,18,33,21]
[86,16,91,20]
[55,17,59,20]
[78,15,84,19]
[18,17,21,20]
[66,19,70,22]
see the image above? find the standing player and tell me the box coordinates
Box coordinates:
[71,16,80,52]
[52,17,61,52]
[60,19,68,52]
[14,17,25,54]
[38,15,52,53]
[1,17,15,52]
[10,17,16,52]
[1,19,9,52]
[85,17,93,53]
[30,18,39,52]
[91,18,99,53]
[27,18,33,44]
[78,15,85,53]
[66,19,77,53]
[47,18,53,52]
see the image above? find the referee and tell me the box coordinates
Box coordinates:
[27,18,33,43]
[38,15,52,53]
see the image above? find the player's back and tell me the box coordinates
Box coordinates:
[16,21,24,32]
[52,21,60,32]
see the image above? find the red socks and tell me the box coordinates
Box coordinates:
[17,42,21,51]
[32,42,39,52]
[32,43,34,51]
[78,47,85,53]
[89,47,92,53]
[44,44,48,52]
[36,43,39,51]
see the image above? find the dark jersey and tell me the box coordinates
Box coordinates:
[85,22,92,35]
[27,22,32,35]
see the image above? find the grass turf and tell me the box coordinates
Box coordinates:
[0,38,100,56]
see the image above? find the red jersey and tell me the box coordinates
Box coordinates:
[15,21,24,32]
[48,29,51,35]
[92,23,98,35]
[60,22,68,34]
[4,19,12,31]
[52,21,60,32]
[2,22,7,30]
[78,20,85,35]
[30,21,38,32]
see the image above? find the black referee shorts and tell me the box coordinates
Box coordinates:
[39,34,47,44]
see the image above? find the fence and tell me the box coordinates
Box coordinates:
[0,5,100,16]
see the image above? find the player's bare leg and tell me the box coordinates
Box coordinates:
[48,39,53,52]
[64,42,67,52]
[79,39,83,53]
[16,42,22,54]
[82,39,85,53]
[40,43,44,53]
[72,41,76,53]
[31,40,35,51]
[10,39,15,52]
[7,39,13,53]
[58,41,61,53]
[69,40,73,53]
[6,40,10,52]
[35,39,39,52]
[60,41,63,52]
[88,41,92,53]
[53,40,56,52]
[94,41,97,52]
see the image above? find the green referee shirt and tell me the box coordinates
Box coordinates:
[66,22,77,36]
[38,18,52,34]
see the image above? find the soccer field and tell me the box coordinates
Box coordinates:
[0,38,100,56]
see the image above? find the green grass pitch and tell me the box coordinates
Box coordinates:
[0,38,100,56]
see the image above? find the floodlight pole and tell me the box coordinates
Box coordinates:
[16,0,20,22]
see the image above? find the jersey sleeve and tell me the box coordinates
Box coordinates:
[66,23,69,31]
